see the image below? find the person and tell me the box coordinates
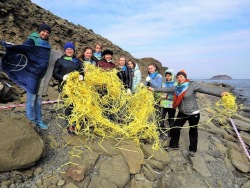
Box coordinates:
[96,49,116,70]
[159,69,177,138]
[127,60,142,93]
[23,23,52,130]
[53,42,83,135]
[92,43,102,62]
[77,47,96,66]
[149,70,228,156]
[145,63,163,125]
[145,63,162,88]
[116,56,132,93]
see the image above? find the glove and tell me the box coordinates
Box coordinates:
[126,88,132,94]
[79,75,83,81]
[63,74,69,81]
[139,83,144,87]
[146,76,151,82]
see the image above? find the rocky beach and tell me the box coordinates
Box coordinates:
[0,0,250,187]
[0,82,250,188]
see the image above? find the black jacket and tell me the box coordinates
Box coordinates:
[117,66,132,89]
[53,56,83,91]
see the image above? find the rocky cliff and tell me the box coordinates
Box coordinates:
[0,0,167,77]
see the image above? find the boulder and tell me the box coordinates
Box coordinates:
[98,155,130,188]
[0,115,44,172]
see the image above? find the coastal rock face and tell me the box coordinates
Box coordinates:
[211,75,232,80]
[0,114,44,172]
[0,0,167,72]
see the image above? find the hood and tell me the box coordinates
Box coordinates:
[165,68,175,81]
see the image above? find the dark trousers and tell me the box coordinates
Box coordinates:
[160,108,176,136]
[169,112,200,152]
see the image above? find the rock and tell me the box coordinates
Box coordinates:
[190,154,212,177]
[211,75,232,80]
[227,148,250,172]
[88,176,118,188]
[227,118,250,131]
[118,144,145,174]
[239,131,250,146]
[0,115,44,172]
[141,144,171,166]
[241,180,250,188]
[146,159,164,170]
[57,179,65,186]
[130,179,153,188]
[142,163,158,181]
[99,155,130,188]
[65,165,87,182]
[65,182,79,188]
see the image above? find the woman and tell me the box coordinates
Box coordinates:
[149,70,228,156]
[23,23,52,130]
[159,69,177,138]
[96,49,116,70]
[117,56,132,92]
[53,42,83,135]
[145,63,162,88]
[78,47,96,65]
[127,60,142,93]
[92,43,102,62]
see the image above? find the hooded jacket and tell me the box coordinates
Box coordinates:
[131,63,142,92]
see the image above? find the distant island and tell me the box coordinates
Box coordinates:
[211,75,232,80]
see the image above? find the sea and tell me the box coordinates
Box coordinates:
[194,79,250,107]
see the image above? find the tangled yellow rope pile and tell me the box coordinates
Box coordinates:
[59,64,161,150]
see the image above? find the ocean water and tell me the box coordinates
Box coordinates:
[194,79,250,106]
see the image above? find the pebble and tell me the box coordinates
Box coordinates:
[57,179,66,186]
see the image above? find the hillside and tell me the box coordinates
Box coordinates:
[0,0,167,77]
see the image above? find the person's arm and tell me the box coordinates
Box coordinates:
[150,86,175,93]
[193,82,229,97]
[148,76,162,88]
[52,59,63,81]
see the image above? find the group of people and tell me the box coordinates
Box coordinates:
[13,23,229,156]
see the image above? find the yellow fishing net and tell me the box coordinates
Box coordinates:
[59,64,161,150]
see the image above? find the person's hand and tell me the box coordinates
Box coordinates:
[221,92,229,97]
[161,93,167,98]
[139,83,144,87]
[79,75,83,81]
[63,74,69,81]
[146,76,151,82]
[127,88,132,94]
[148,87,154,91]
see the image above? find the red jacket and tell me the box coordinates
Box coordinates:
[96,59,116,70]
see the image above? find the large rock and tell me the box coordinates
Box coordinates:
[118,144,145,174]
[98,155,130,188]
[0,114,44,172]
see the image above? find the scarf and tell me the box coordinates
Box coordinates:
[164,81,175,88]
[120,65,127,71]
[173,80,190,109]
[149,71,158,79]
[93,51,102,60]
[64,56,78,63]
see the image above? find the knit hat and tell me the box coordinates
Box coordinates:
[64,42,75,51]
[176,70,187,78]
[102,49,113,56]
[38,23,51,34]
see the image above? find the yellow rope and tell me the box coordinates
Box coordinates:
[59,64,161,150]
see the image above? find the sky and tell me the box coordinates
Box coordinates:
[31,0,250,79]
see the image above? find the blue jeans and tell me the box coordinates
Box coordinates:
[26,92,42,122]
